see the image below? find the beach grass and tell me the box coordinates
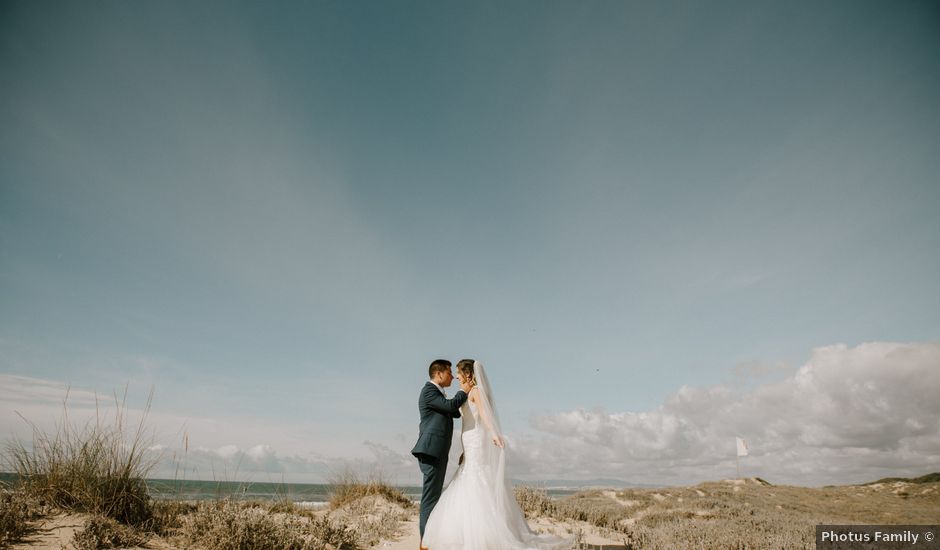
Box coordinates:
[171,500,358,550]
[326,468,415,546]
[516,476,940,550]
[72,514,148,550]
[327,467,414,510]
[0,486,44,548]
[0,389,398,549]
[3,387,158,527]
[4,388,938,550]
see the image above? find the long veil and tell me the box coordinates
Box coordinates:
[473,361,572,548]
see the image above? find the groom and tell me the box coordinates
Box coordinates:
[411,359,471,547]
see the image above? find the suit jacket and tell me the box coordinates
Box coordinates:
[411,382,468,461]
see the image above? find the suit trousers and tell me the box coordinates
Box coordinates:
[417,454,448,539]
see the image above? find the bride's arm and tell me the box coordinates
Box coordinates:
[425,385,466,417]
[469,387,504,448]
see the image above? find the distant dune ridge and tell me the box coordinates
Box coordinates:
[862,472,940,485]
[510,478,664,490]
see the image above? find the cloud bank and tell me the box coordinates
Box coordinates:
[140,440,417,485]
[3,342,938,487]
[0,374,418,484]
[510,342,940,486]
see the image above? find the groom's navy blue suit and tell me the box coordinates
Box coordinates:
[411,381,468,539]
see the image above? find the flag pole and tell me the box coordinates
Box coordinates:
[735,436,747,480]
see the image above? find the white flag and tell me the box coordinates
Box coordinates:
[736,436,749,457]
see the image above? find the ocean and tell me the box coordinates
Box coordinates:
[145,479,402,508]
[0,473,576,508]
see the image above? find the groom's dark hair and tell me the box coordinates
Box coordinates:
[429,359,451,378]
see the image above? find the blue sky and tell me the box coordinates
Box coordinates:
[1,0,939,486]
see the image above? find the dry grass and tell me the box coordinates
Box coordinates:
[146,499,199,536]
[515,476,940,550]
[515,485,557,518]
[72,514,148,550]
[171,500,358,550]
[326,469,414,546]
[1,390,417,549]
[0,487,46,548]
[328,494,412,547]
[327,468,413,510]
[3,388,158,526]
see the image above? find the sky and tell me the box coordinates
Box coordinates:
[1,0,938,487]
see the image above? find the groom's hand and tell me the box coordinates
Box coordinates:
[459,380,472,394]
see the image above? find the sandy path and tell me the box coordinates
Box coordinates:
[378,511,627,549]
[8,514,85,550]
[8,514,181,550]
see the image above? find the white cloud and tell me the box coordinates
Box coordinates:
[510,342,940,486]
[142,441,419,485]
[5,342,938,487]
[0,374,411,483]
[0,374,101,409]
[246,444,274,461]
[214,445,241,460]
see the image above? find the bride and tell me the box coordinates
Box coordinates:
[421,359,572,550]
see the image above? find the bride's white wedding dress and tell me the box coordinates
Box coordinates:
[422,364,571,550]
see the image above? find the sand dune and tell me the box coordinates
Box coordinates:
[5,476,938,550]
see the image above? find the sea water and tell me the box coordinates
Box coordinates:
[0,473,575,508]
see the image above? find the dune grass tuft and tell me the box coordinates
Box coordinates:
[0,486,44,547]
[325,468,414,546]
[72,514,149,550]
[3,387,159,526]
[146,499,199,536]
[514,485,557,518]
[174,500,358,550]
[327,468,413,510]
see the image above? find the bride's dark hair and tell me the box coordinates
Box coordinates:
[456,359,476,387]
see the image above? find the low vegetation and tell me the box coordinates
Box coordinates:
[4,389,938,549]
[516,477,940,550]
[0,391,402,550]
[326,469,413,546]
[171,500,357,550]
[0,487,45,548]
[515,485,557,518]
[327,468,414,510]
[862,472,940,485]
[72,514,148,550]
[4,389,157,526]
